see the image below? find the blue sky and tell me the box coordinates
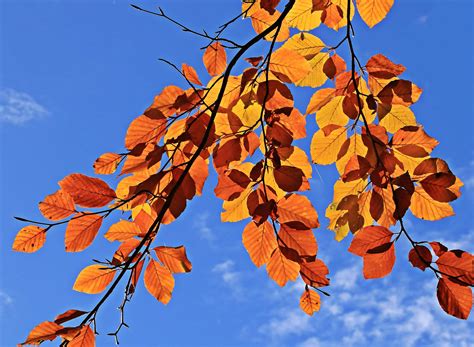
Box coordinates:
[1,0,473,346]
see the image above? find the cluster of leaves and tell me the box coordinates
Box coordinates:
[14,0,472,345]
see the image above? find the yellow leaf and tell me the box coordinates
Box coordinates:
[242,220,277,267]
[315,95,348,128]
[231,100,261,128]
[287,0,322,30]
[281,32,326,60]
[356,0,394,28]
[296,52,329,88]
[250,8,290,42]
[221,187,252,222]
[13,226,46,253]
[378,104,416,133]
[73,264,116,294]
[144,259,175,304]
[410,187,455,221]
[311,126,347,165]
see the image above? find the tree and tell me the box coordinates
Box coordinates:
[13,0,472,345]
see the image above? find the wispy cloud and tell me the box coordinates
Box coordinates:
[0,88,49,125]
[193,212,214,243]
[417,15,429,24]
[0,291,13,306]
[212,259,243,298]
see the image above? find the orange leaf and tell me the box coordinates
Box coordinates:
[13,225,46,253]
[68,325,95,347]
[73,264,116,294]
[250,8,290,42]
[19,321,63,345]
[181,63,202,85]
[363,242,396,279]
[59,173,116,208]
[266,247,300,286]
[437,278,472,320]
[366,54,405,79]
[269,48,311,83]
[65,214,103,252]
[348,225,393,256]
[356,0,394,28]
[300,288,321,316]
[144,259,175,304]
[93,152,122,175]
[39,190,76,221]
[104,220,141,242]
[203,42,227,76]
[277,194,319,229]
[300,259,330,287]
[125,114,167,150]
[278,223,317,258]
[154,246,192,273]
[242,220,277,267]
[437,251,474,286]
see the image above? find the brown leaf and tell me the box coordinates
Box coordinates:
[408,245,432,271]
[437,278,472,319]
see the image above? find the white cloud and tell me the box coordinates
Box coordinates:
[0,88,49,125]
[298,337,321,347]
[418,15,429,24]
[0,291,13,306]
[258,309,312,341]
[332,265,359,290]
[212,259,246,300]
[193,212,214,242]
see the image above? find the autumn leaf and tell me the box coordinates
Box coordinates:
[65,214,103,252]
[242,220,277,267]
[154,246,192,273]
[437,278,472,319]
[19,321,63,345]
[348,225,393,256]
[277,194,319,229]
[68,325,95,347]
[203,42,227,76]
[300,288,321,315]
[363,242,396,279]
[93,152,122,175]
[269,48,311,83]
[13,225,46,253]
[408,245,432,271]
[267,247,300,286]
[144,259,175,304]
[73,264,116,294]
[182,63,203,85]
[54,309,88,325]
[356,0,394,28]
[39,189,76,221]
[104,220,142,242]
[59,174,116,208]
